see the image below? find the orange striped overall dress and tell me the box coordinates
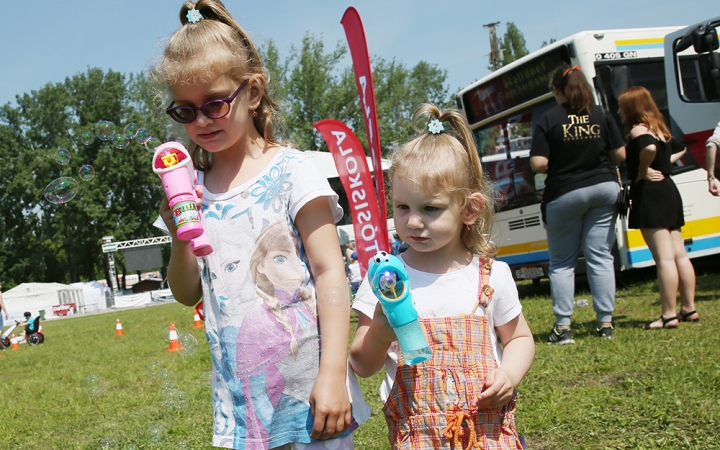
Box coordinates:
[382,258,522,449]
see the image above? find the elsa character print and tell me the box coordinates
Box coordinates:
[234,220,321,444]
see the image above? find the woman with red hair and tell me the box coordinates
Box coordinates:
[617,86,699,329]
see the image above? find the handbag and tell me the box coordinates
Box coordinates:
[616,167,631,216]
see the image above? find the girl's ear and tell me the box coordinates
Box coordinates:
[247,74,266,110]
[463,192,484,225]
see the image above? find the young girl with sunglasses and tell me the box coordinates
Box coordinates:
[155,1,369,448]
[349,104,535,449]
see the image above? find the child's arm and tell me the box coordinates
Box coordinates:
[159,196,202,306]
[295,197,352,440]
[349,303,397,378]
[476,314,535,409]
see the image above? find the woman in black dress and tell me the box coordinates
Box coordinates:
[618,86,699,329]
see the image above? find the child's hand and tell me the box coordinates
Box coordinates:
[371,302,398,344]
[476,368,515,409]
[309,369,352,440]
[158,185,204,240]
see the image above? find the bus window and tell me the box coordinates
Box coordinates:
[672,21,720,102]
[594,59,669,126]
[474,100,554,212]
[677,54,720,101]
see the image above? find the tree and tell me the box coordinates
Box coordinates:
[0,68,167,288]
[282,33,348,150]
[500,22,529,66]
[259,34,452,156]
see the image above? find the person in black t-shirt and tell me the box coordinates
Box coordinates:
[617,86,698,329]
[530,64,626,343]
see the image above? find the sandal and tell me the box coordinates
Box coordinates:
[679,310,700,322]
[643,315,679,329]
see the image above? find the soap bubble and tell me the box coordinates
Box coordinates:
[146,424,167,445]
[146,361,163,378]
[97,437,118,449]
[321,286,349,308]
[80,132,94,146]
[136,128,151,143]
[162,387,189,408]
[162,326,171,342]
[55,148,71,165]
[123,123,139,139]
[95,120,115,141]
[44,177,79,204]
[122,444,138,450]
[112,134,130,150]
[83,374,104,396]
[178,440,190,450]
[79,165,95,181]
[178,332,198,357]
[156,370,177,389]
[144,137,162,153]
[202,370,212,387]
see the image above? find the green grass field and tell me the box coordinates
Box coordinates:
[1,257,719,449]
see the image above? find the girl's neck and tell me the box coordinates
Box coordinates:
[401,246,474,274]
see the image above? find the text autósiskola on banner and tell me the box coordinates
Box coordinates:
[314,119,384,274]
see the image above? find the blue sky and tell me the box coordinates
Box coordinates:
[1,1,717,107]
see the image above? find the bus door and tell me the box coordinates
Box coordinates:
[664,16,720,168]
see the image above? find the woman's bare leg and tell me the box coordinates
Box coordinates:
[641,228,679,328]
[670,229,698,318]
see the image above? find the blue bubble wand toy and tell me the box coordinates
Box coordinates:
[368,251,432,365]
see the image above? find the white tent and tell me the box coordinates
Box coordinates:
[2,282,84,323]
[305,150,390,179]
[70,281,111,313]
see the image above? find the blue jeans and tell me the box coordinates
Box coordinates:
[545,181,619,326]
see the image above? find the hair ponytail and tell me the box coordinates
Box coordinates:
[550,64,594,114]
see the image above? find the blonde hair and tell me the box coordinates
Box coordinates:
[389,103,497,256]
[153,0,281,170]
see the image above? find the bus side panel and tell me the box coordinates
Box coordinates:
[493,204,549,279]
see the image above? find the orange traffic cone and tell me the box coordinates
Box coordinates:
[10,334,20,350]
[167,323,183,352]
[115,319,124,336]
[192,307,204,329]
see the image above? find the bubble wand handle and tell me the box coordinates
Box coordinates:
[368,251,431,365]
[152,141,213,256]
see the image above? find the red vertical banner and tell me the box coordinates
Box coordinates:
[341,7,389,252]
[314,119,385,273]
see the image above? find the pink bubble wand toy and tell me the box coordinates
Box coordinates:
[152,141,213,256]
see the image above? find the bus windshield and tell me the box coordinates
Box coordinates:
[475,99,555,212]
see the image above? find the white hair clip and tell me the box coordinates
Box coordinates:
[428,119,444,135]
[186,8,204,24]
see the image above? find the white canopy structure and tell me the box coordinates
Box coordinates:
[2,282,84,323]
[305,150,390,179]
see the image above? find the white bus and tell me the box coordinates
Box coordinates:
[456,16,720,280]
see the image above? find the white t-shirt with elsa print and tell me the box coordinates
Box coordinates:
[158,147,370,449]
